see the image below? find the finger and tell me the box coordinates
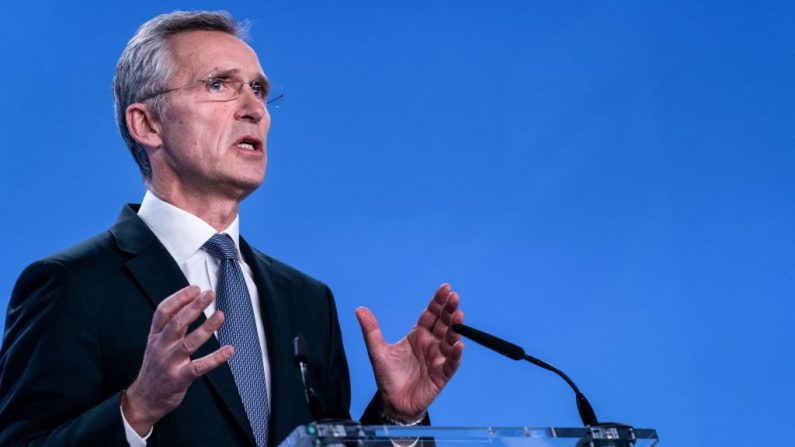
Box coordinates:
[150,285,202,334]
[416,284,452,330]
[439,293,460,326]
[183,345,234,379]
[355,306,386,357]
[441,340,464,380]
[432,292,459,339]
[160,290,214,343]
[440,310,464,356]
[177,310,225,357]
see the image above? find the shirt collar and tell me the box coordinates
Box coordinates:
[137,190,241,264]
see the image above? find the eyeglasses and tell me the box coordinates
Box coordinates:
[137,73,285,108]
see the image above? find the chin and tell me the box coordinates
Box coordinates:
[230,174,266,199]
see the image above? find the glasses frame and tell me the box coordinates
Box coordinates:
[136,74,284,107]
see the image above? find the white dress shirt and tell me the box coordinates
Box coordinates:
[122,191,272,446]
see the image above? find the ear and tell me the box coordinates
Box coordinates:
[126,102,164,150]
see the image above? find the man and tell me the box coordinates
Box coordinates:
[0,10,464,447]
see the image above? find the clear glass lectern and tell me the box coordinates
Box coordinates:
[279,423,659,447]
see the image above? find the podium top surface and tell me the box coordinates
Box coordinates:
[280,423,659,447]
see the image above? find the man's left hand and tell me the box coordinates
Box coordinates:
[356,283,464,423]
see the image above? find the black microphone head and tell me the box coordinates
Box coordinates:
[452,323,525,360]
[293,335,309,365]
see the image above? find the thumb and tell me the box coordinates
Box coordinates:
[355,306,386,355]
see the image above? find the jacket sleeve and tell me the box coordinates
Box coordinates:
[318,285,354,422]
[0,259,128,446]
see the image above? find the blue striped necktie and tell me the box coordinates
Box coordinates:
[203,233,270,447]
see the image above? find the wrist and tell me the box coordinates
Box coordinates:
[121,387,156,436]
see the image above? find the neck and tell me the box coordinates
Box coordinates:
[146,182,241,232]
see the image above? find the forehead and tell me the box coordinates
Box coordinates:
[166,30,265,80]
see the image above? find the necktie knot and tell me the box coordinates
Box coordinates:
[203,234,239,261]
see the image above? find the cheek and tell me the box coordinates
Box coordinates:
[264,109,272,129]
[164,107,199,143]
[174,109,225,159]
[261,114,272,140]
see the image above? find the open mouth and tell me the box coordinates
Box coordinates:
[234,135,262,151]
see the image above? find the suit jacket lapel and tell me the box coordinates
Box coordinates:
[110,205,257,446]
[239,238,310,445]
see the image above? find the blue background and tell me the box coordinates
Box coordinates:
[1,2,793,445]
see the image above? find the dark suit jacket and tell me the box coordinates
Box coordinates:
[0,205,389,446]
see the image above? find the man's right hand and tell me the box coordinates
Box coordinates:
[121,285,233,436]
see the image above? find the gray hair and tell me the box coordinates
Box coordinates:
[112,10,249,179]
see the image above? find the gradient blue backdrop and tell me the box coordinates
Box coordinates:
[1,2,793,445]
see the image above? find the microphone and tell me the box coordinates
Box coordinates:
[293,335,325,421]
[452,323,600,427]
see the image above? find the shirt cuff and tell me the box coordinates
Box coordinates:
[120,405,152,447]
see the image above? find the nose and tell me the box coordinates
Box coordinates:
[234,85,267,123]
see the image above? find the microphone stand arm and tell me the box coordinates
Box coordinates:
[522,353,598,427]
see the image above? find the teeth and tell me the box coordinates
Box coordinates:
[237,142,256,150]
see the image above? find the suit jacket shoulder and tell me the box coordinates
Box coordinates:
[0,228,142,446]
[0,205,387,447]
